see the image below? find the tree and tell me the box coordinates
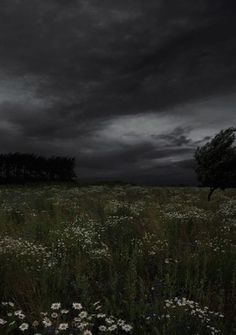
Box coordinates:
[194,127,236,201]
[0,153,77,184]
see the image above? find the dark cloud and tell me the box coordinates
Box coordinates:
[152,127,192,147]
[0,0,235,184]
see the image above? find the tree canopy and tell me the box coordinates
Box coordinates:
[195,127,236,200]
[0,153,76,184]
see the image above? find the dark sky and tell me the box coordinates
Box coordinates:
[0,0,236,184]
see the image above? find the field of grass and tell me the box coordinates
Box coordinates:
[0,185,235,334]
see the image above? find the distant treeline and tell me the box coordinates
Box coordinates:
[0,153,76,183]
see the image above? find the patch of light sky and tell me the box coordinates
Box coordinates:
[0,71,51,108]
[96,93,236,146]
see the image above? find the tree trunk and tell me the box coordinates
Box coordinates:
[208,187,216,201]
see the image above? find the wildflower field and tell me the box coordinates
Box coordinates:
[0,185,235,335]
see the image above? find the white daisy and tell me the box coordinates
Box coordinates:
[99,325,107,331]
[122,324,133,332]
[58,323,69,330]
[79,311,88,319]
[19,323,29,331]
[51,303,61,310]
[0,318,7,325]
[72,302,83,310]
[83,330,92,335]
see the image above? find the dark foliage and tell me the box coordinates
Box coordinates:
[195,128,236,200]
[0,153,76,184]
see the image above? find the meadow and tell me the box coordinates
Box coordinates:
[0,185,235,334]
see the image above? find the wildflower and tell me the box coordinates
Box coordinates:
[19,323,29,331]
[42,318,52,327]
[51,312,58,318]
[99,325,107,331]
[58,323,69,330]
[32,320,39,327]
[61,309,69,314]
[83,330,92,335]
[72,302,83,310]
[105,317,114,324]
[117,319,125,326]
[93,301,101,306]
[0,318,7,325]
[51,303,61,310]
[109,324,117,331]
[122,324,133,332]
[79,311,88,319]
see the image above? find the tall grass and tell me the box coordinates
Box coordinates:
[0,185,235,334]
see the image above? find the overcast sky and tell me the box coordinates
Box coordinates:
[0,0,236,184]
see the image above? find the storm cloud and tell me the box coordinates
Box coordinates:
[0,0,236,184]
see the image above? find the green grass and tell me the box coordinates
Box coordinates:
[0,185,235,334]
